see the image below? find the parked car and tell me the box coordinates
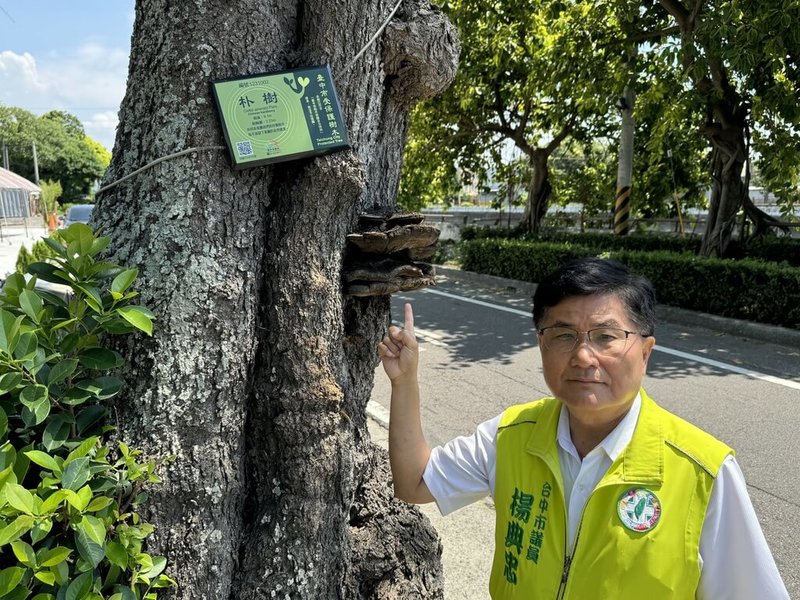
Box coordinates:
[62,204,94,227]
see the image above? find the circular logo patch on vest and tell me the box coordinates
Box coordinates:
[617,488,661,533]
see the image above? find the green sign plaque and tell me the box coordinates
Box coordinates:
[211,65,350,169]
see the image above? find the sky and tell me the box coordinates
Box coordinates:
[0,1,135,151]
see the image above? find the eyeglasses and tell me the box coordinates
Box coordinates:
[537,326,647,356]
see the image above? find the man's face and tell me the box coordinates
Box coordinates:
[538,294,655,423]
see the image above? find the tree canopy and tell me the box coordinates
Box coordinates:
[400,0,800,251]
[0,106,110,203]
[399,0,627,231]
[632,0,800,253]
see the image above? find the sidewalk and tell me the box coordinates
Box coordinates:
[0,221,49,278]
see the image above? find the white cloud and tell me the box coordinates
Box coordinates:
[83,110,119,128]
[0,51,48,95]
[0,44,129,151]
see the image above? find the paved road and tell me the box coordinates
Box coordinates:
[370,270,800,599]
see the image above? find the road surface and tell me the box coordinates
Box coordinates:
[370,270,800,598]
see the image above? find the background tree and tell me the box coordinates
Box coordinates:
[550,142,616,225]
[39,179,63,217]
[631,0,800,255]
[400,0,627,233]
[0,106,38,173]
[540,60,709,233]
[397,106,463,210]
[628,64,710,229]
[84,137,113,178]
[0,106,109,203]
[93,1,458,598]
[400,0,800,245]
[37,110,110,202]
[545,108,707,235]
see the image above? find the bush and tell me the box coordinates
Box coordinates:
[461,226,701,252]
[728,235,800,267]
[16,240,60,275]
[459,238,800,329]
[460,226,800,264]
[14,246,31,275]
[461,239,584,282]
[461,226,516,241]
[0,224,174,598]
[618,251,800,327]
[39,181,63,218]
[430,240,460,265]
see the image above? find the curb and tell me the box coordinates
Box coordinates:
[435,264,539,298]
[366,400,390,429]
[434,264,800,350]
[653,305,800,350]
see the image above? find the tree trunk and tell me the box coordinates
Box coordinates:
[699,97,786,255]
[701,144,744,257]
[519,150,551,234]
[654,1,761,257]
[93,1,458,598]
[698,92,749,257]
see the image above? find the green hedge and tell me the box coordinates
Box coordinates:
[460,240,584,282]
[460,239,800,329]
[15,239,60,275]
[461,226,701,253]
[727,235,800,267]
[460,226,800,265]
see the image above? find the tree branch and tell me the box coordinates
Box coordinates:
[545,122,573,155]
[709,57,732,96]
[492,82,511,130]
[658,0,691,29]
[518,99,530,137]
[688,0,705,29]
[478,122,535,157]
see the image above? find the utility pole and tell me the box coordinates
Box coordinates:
[31,141,39,185]
[614,85,635,235]
[4,114,16,172]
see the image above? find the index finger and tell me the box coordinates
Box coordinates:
[404,302,415,335]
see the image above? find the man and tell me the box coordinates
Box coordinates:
[378,257,788,599]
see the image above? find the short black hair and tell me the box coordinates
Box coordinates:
[532,257,657,335]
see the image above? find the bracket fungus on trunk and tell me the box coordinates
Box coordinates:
[343,212,439,297]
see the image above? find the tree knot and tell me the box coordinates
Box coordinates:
[382,3,460,104]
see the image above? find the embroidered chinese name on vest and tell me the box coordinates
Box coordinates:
[489,390,732,599]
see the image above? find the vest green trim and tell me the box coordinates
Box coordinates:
[490,389,733,599]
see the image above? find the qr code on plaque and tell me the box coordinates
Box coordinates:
[236,140,254,157]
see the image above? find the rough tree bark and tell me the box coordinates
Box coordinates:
[698,88,749,257]
[519,150,551,234]
[518,125,570,234]
[93,1,458,598]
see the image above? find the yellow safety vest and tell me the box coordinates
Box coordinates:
[489,390,732,599]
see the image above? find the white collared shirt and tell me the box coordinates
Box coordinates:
[556,394,640,549]
[422,394,789,599]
